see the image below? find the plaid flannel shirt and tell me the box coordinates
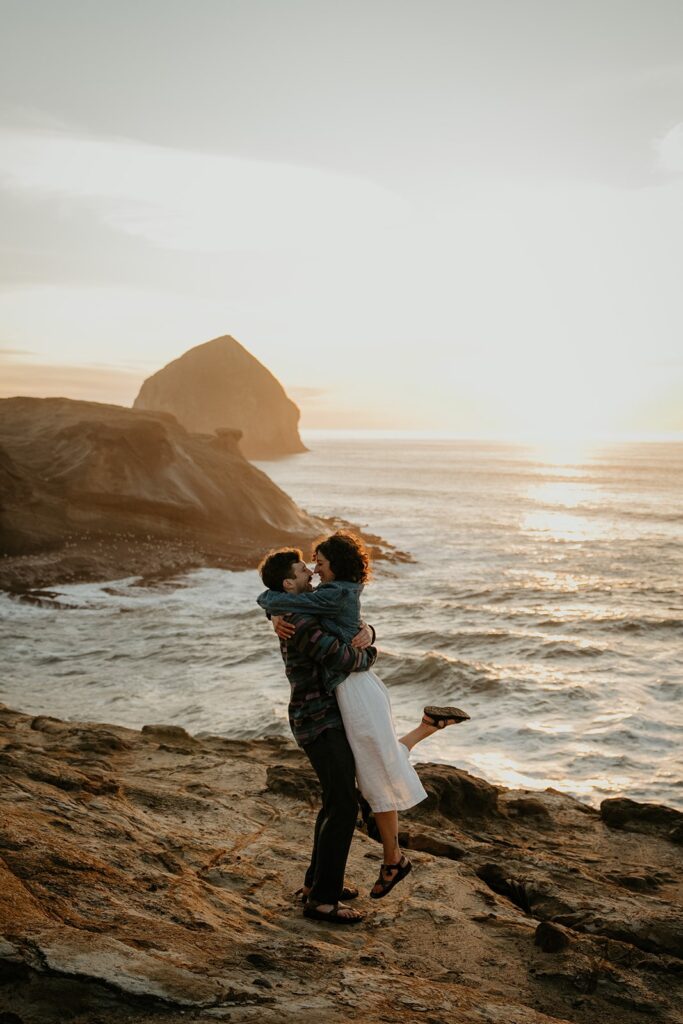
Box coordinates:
[279,612,377,748]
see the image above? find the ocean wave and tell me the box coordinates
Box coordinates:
[616,507,683,524]
[566,751,651,771]
[220,649,270,667]
[398,626,523,648]
[650,680,683,703]
[599,726,680,749]
[532,638,605,659]
[379,649,504,696]
[402,625,613,662]
[534,614,683,635]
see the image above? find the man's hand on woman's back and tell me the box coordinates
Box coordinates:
[352,623,375,649]
[272,614,296,641]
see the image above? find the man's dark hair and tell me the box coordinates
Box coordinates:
[314,531,371,584]
[258,548,303,591]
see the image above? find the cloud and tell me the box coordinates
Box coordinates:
[0,128,410,253]
[287,386,329,403]
[0,354,143,405]
[0,283,255,369]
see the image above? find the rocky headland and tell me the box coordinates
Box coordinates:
[1,703,681,1024]
[0,397,406,594]
[0,395,318,592]
[133,336,307,460]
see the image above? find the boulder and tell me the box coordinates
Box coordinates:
[407,763,500,823]
[505,797,553,823]
[133,335,307,459]
[601,798,683,840]
[535,921,572,953]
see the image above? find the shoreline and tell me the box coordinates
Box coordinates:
[0,536,260,595]
[0,523,413,596]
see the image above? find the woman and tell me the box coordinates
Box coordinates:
[257,531,470,900]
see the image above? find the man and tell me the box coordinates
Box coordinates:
[258,547,376,925]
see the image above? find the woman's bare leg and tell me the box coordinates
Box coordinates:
[373,809,401,864]
[371,809,409,896]
[399,721,438,751]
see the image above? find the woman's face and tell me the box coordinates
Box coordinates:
[314,549,335,583]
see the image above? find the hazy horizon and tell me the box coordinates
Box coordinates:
[1,0,682,439]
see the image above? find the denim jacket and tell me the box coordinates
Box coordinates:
[256,580,363,644]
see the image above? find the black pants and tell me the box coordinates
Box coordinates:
[302,726,357,905]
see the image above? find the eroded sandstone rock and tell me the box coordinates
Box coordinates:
[0,704,681,1024]
[0,396,324,590]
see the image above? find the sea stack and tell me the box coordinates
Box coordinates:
[133,335,307,459]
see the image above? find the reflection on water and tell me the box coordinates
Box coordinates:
[521,509,612,542]
[465,751,559,792]
[523,719,575,735]
[527,480,599,509]
[524,439,601,468]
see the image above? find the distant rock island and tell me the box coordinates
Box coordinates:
[0,396,322,592]
[133,335,307,459]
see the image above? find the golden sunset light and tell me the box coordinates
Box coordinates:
[1,5,682,1021]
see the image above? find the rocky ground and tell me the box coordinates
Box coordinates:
[1,704,681,1024]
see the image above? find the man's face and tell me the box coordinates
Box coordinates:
[283,560,313,594]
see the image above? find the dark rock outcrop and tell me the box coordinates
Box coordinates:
[601,798,683,841]
[0,396,323,590]
[535,920,573,953]
[406,762,501,822]
[133,335,307,459]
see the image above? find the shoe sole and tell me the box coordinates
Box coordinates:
[424,704,470,724]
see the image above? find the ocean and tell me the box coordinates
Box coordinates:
[2,434,682,809]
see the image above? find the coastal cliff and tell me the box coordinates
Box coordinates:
[0,704,681,1024]
[133,335,307,459]
[0,396,322,592]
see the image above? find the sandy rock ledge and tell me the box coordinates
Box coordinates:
[0,705,681,1024]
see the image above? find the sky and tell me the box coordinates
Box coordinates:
[1,0,682,438]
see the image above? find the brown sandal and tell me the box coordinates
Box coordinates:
[296,885,359,903]
[423,705,470,728]
[370,856,412,899]
[303,902,365,924]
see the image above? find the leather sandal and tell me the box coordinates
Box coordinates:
[370,855,412,899]
[423,705,470,727]
[296,885,359,903]
[303,902,365,924]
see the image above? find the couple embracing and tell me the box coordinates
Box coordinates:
[257,531,469,925]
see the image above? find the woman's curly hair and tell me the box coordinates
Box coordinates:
[314,531,371,584]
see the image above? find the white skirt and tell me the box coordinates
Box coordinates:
[335,669,428,813]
